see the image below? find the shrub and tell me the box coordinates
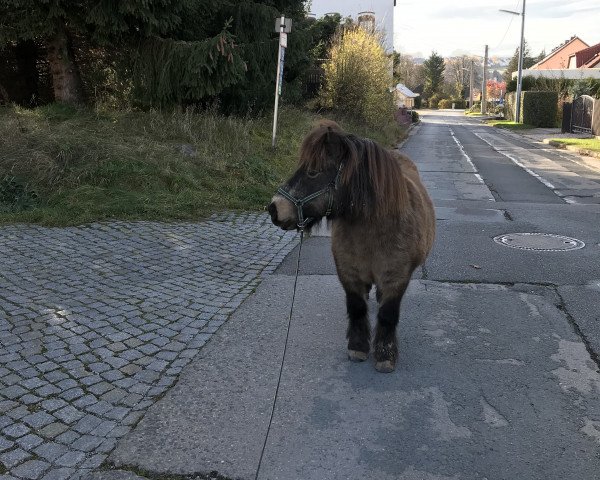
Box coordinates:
[438,98,466,109]
[504,92,516,121]
[504,92,558,127]
[411,110,419,123]
[414,96,422,109]
[438,98,452,109]
[428,93,442,108]
[521,91,558,127]
[569,78,600,99]
[319,26,395,127]
[0,175,38,212]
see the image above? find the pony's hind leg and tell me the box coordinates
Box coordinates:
[345,287,371,361]
[373,282,409,373]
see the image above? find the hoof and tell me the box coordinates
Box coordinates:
[375,360,396,373]
[348,349,368,362]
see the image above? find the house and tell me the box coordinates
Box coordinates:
[530,36,589,70]
[514,37,600,80]
[394,83,419,108]
[569,42,600,69]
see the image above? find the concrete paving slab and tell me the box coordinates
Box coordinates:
[106,275,600,480]
[108,275,295,479]
[258,278,600,480]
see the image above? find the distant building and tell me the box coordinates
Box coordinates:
[530,36,589,70]
[569,42,600,69]
[394,83,419,108]
[357,11,376,33]
[310,1,395,52]
[518,36,600,80]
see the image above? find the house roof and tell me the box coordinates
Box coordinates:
[395,83,419,98]
[530,35,589,69]
[576,42,600,68]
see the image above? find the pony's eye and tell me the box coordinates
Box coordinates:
[307,170,321,178]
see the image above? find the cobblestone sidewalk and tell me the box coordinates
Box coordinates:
[0,213,298,480]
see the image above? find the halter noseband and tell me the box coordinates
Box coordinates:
[277,163,344,229]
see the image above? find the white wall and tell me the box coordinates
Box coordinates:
[514,69,600,79]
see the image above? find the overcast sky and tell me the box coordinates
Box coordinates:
[310,0,600,58]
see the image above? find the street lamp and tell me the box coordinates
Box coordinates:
[500,0,526,123]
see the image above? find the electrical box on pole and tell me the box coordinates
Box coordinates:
[272,16,292,148]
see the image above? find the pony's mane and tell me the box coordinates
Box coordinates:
[298,121,409,219]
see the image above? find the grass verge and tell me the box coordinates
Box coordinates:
[547,137,600,153]
[486,120,534,130]
[0,104,405,226]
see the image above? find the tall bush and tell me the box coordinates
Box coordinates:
[319,26,394,127]
[521,91,558,127]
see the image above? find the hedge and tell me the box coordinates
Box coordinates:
[504,91,558,126]
[438,98,467,109]
[522,91,558,127]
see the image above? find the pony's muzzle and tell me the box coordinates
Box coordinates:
[268,195,297,230]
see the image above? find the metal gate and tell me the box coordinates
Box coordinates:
[570,95,594,134]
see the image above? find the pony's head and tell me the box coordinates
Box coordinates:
[268,121,357,230]
[268,120,407,230]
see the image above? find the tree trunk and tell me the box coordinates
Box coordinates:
[15,40,40,106]
[0,82,9,104]
[46,27,83,104]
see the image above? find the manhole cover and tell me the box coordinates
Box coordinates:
[493,233,585,251]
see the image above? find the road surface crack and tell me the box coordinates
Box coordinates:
[553,289,600,371]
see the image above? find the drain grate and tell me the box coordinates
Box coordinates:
[493,233,585,252]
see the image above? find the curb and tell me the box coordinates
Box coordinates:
[544,140,600,159]
[478,124,600,172]
[397,122,420,149]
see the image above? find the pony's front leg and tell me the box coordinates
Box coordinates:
[373,284,408,373]
[345,290,371,361]
[373,297,401,372]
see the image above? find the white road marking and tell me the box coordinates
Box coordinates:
[473,131,557,190]
[448,126,495,201]
[448,127,478,174]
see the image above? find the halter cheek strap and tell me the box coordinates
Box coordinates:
[277,163,344,229]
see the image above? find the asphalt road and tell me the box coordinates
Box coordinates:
[99,111,600,480]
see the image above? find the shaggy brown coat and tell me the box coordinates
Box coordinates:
[269,121,435,372]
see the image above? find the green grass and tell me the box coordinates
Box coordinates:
[548,137,600,152]
[0,104,404,225]
[486,120,534,130]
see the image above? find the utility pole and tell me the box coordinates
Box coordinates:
[481,45,488,115]
[469,60,474,108]
[500,0,526,122]
[515,0,526,123]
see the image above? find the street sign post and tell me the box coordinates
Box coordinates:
[272,16,291,148]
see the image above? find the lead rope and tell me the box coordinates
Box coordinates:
[254,229,304,480]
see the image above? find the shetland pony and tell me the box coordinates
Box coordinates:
[268,121,435,372]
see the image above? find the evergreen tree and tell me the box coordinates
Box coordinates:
[503,41,541,83]
[423,51,445,100]
[0,1,191,103]
[0,0,246,105]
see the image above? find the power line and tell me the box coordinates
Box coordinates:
[494,0,521,51]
